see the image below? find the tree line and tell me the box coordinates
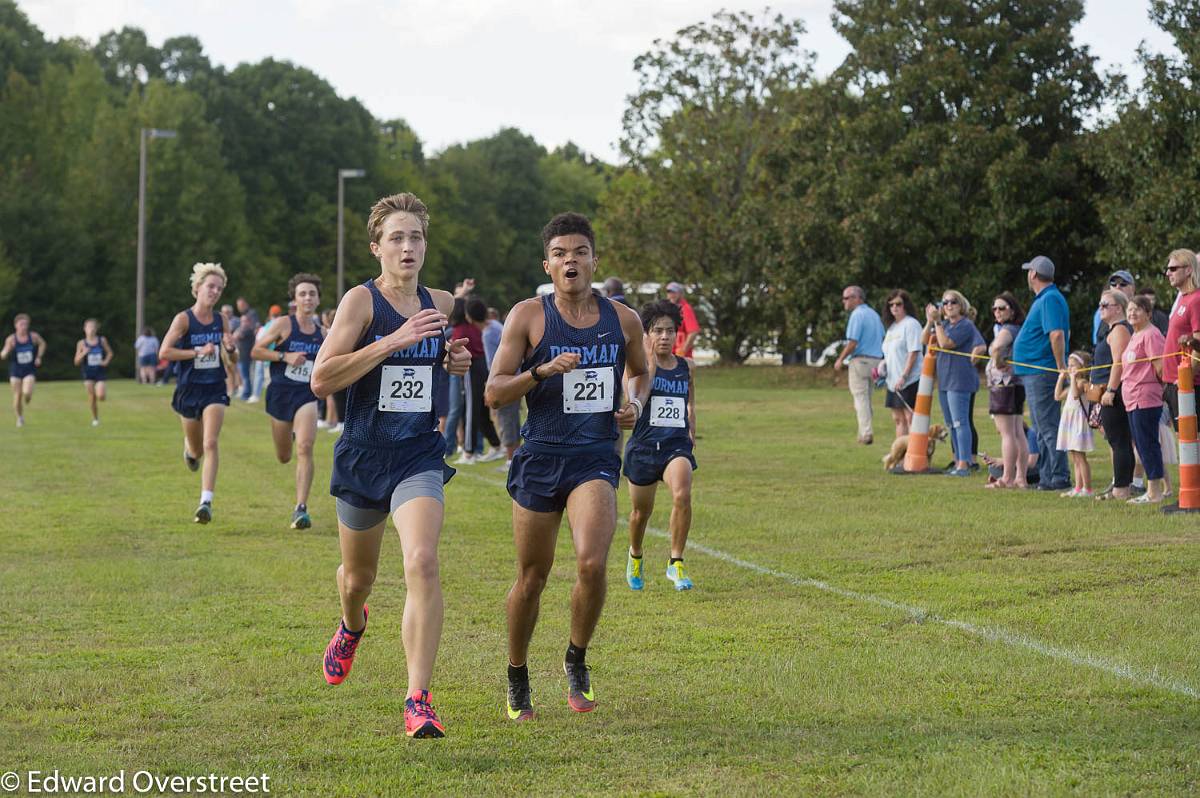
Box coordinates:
[2,1,1199,374]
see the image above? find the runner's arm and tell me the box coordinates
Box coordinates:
[616,304,650,429]
[159,313,202,362]
[0,335,10,359]
[251,317,291,363]
[687,357,697,446]
[73,339,86,367]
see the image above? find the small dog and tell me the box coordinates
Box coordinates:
[882,424,948,470]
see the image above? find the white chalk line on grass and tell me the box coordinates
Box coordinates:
[457,470,1199,700]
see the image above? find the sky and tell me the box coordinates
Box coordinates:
[20,0,1180,161]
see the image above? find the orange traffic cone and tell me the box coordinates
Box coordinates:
[1165,349,1200,513]
[896,347,939,474]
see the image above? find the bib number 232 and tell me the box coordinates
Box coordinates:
[562,367,614,414]
[379,365,432,412]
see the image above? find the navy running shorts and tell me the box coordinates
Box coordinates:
[506,445,621,513]
[171,382,230,420]
[622,442,697,487]
[266,383,317,423]
[330,431,454,513]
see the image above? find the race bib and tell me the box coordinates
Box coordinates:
[285,358,312,384]
[87,352,103,367]
[378,364,432,412]
[562,367,614,414]
[649,395,686,428]
[16,351,32,365]
[195,349,219,369]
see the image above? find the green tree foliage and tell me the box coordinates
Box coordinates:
[770,0,1105,347]
[601,10,814,362]
[1088,0,1200,300]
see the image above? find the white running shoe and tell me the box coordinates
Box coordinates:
[453,453,477,465]
[328,423,344,435]
[316,420,330,429]
[247,395,260,404]
[477,448,504,463]
[16,416,24,428]
[91,419,100,427]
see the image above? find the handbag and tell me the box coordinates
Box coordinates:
[1087,401,1103,429]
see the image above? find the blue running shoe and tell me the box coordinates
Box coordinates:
[626,551,644,591]
[665,561,693,591]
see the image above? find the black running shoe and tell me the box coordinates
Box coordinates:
[194,502,212,524]
[506,670,535,722]
[183,439,199,472]
[563,661,595,713]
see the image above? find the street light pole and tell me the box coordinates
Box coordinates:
[337,168,366,301]
[135,127,177,341]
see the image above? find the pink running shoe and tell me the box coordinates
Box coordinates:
[405,689,446,738]
[323,606,368,685]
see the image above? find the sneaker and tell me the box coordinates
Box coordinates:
[665,561,693,591]
[194,501,212,524]
[477,447,504,463]
[316,419,330,430]
[507,670,536,722]
[291,507,312,530]
[15,416,24,428]
[323,606,368,685]
[404,689,446,738]
[247,395,260,404]
[183,439,199,472]
[328,423,344,435]
[945,468,971,477]
[453,453,477,466]
[91,419,100,427]
[563,660,596,713]
[626,552,644,591]
[1060,487,1079,498]
[1074,488,1094,498]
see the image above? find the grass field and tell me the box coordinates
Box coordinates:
[2,370,1199,796]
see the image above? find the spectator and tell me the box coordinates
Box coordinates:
[665,282,701,358]
[1122,295,1168,504]
[1054,351,1095,497]
[443,298,473,461]
[604,277,629,306]
[1092,270,1135,344]
[1137,286,1170,336]
[986,292,1028,488]
[135,326,160,385]
[465,297,503,462]
[925,289,985,476]
[1013,255,1071,491]
[1093,290,1135,501]
[880,289,923,438]
[483,307,504,367]
[318,308,343,432]
[220,304,237,335]
[234,297,260,400]
[249,304,283,403]
[833,285,885,444]
[1161,249,1200,431]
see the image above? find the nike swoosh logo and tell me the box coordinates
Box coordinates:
[598,332,611,339]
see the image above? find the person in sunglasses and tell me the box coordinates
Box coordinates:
[925,290,985,476]
[1093,270,1136,345]
[1161,249,1200,432]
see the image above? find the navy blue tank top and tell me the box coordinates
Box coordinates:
[12,334,36,367]
[269,315,324,388]
[82,338,106,377]
[342,280,447,447]
[177,309,225,386]
[521,292,626,453]
[630,357,690,449]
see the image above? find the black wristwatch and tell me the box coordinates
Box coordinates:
[530,364,546,383]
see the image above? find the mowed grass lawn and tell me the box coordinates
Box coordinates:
[1,369,1199,796]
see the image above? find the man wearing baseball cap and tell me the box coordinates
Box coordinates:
[1012,255,1071,490]
[665,282,701,358]
[1094,270,1135,345]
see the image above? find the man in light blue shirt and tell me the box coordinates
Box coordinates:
[1012,255,1070,490]
[834,285,885,444]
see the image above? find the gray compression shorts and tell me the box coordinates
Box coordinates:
[335,469,445,530]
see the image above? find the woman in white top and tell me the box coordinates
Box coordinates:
[880,289,924,437]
